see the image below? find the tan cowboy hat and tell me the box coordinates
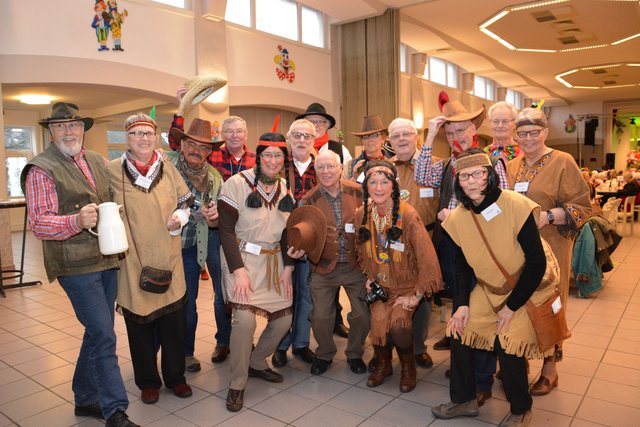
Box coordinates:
[178,75,228,116]
[351,115,387,136]
[438,91,485,129]
[286,205,327,264]
[39,102,94,131]
[169,118,224,148]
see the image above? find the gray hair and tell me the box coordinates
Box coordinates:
[124,113,156,130]
[221,115,247,132]
[516,108,548,129]
[287,119,316,138]
[388,117,417,133]
[315,149,341,165]
[488,101,518,121]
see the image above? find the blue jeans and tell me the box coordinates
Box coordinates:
[208,229,230,346]
[182,244,201,357]
[278,259,312,350]
[57,269,128,420]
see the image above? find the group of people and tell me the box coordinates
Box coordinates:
[21,90,591,427]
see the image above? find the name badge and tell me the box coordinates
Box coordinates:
[345,223,355,233]
[420,188,434,198]
[480,203,502,221]
[514,182,529,193]
[551,296,562,314]
[135,174,153,189]
[390,241,405,252]
[356,172,365,183]
[244,242,262,255]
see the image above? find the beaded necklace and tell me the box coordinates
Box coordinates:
[514,151,553,183]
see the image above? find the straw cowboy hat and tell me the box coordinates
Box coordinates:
[286,205,328,264]
[178,75,228,116]
[169,118,224,148]
[295,103,336,129]
[39,102,94,131]
[351,115,387,137]
[438,91,485,129]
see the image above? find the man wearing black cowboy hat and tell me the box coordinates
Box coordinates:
[166,118,224,373]
[20,102,138,427]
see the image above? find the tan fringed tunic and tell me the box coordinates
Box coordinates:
[443,190,560,359]
[355,201,442,345]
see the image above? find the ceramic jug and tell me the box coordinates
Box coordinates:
[88,202,129,255]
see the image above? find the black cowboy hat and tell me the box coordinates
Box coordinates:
[39,102,94,131]
[295,103,336,129]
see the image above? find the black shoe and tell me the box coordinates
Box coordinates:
[433,336,451,351]
[445,368,451,379]
[106,410,139,427]
[272,349,288,367]
[333,324,349,338]
[347,358,367,374]
[248,367,283,383]
[74,403,103,419]
[415,352,434,368]
[292,346,315,363]
[310,358,332,375]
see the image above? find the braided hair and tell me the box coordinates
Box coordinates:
[358,159,402,243]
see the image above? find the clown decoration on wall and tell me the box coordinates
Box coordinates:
[564,114,576,133]
[92,1,128,52]
[274,45,296,83]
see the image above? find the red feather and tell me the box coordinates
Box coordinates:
[272,114,280,132]
[438,91,449,112]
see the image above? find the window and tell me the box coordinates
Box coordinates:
[256,0,298,41]
[225,0,251,27]
[486,79,495,101]
[152,0,186,8]
[429,57,447,85]
[301,5,324,48]
[4,126,35,198]
[474,76,486,99]
[447,63,457,88]
[506,89,523,109]
[400,43,408,74]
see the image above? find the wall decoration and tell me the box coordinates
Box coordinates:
[212,121,221,142]
[274,45,296,83]
[91,0,128,52]
[108,1,128,51]
[564,114,576,133]
[92,1,111,51]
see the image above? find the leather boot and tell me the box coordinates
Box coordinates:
[397,345,417,393]
[367,344,393,388]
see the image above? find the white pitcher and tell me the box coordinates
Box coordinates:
[88,202,129,255]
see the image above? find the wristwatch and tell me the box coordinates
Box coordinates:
[546,210,555,224]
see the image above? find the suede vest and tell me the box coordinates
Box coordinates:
[302,179,361,274]
[21,145,117,282]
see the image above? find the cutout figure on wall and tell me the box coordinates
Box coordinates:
[92,1,111,51]
[108,1,128,51]
[565,114,576,133]
[274,45,296,83]
[91,0,128,52]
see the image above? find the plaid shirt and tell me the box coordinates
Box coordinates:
[292,156,317,204]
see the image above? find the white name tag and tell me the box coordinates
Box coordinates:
[356,172,365,183]
[390,241,405,252]
[551,296,562,314]
[244,242,262,256]
[135,174,153,189]
[420,187,434,198]
[345,223,355,233]
[481,203,502,221]
[514,182,529,193]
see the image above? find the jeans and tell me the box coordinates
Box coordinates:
[278,258,312,350]
[182,244,200,357]
[208,229,230,346]
[57,269,128,420]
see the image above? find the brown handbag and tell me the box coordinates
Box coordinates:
[470,213,570,352]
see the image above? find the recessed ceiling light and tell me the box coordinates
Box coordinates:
[18,95,53,105]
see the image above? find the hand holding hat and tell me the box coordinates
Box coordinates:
[286,205,328,264]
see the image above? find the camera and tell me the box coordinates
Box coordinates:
[363,281,389,305]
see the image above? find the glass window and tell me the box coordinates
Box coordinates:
[474,76,486,99]
[486,79,495,101]
[107,130,126,145]
[429,57,446,85]
[6,157,28,197]
[152,0,186,8]
[400,44,408,74]
[4,126,35,198]
[225,0,251,27]
[447,63,457,88]
[4,127,33,151]
[301,5,324,48]
[256,0,298,41]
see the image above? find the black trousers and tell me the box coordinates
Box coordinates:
[125,304,187,390]
[450,336,532,415]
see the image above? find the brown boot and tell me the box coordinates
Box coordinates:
[367,345,393,388]
[397,345,417,393]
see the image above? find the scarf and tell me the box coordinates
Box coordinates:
[314,133,329,152]
[177,154,209,192]
[127,150,158,176]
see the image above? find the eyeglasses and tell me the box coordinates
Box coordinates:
[516,129,544,139]
[490,119,514,126]
[309,119,329,126]
[362,132,383,141]
[128,131,157,139]
[222,129,247,136]
[389,131,416,142]
[261,152,285,161]
[289,131,314,140]
[315,163,338,172]
[444,125,471,139]
[183,140,211,152]
[458,169,488,182]
[50,122,83,131]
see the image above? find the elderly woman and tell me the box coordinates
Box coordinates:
[218,132,303,412]
[343,115,390,182]
[507,108,591,396]
[355,160,442,393]
[108,113,193,405]
[432,149,562,427]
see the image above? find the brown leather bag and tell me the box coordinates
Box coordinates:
[470,213,570,352]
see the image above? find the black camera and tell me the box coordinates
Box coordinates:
[363,281,389,305]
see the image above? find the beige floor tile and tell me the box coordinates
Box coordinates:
[146,413,198,427]
[532,389,583,416]
[565,331,612,349]
[613,327,640,343]
[13,354,69,376]
[0,389,65,421]
[0,367,26,386]
[174,395,237,426]
[576,396,640,427]
[0,346,50,366]
[608,336,640,355]
[23,330,72,346]
[562,342,607,362]
[602,349,640,370]
[252,390,321,423]
[287,375,351,403]
[528,408,572,427]
[571,321,617,338]
[556,356,599,378]
[370,397,436,426]
[618,317,640,330]
[570,419,612,427]
[555,371,593,395]
[586,378,640,409]
[594,363,640,388]
[31,364,76,388]
[0,377,44,405]
[294,404,365,426]
[326,386,395,418]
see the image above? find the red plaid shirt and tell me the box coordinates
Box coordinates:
[292,156,317,204]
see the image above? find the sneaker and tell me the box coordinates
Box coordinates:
[499,410,532,427]
[185,356,201,372]
[431,400,479,419]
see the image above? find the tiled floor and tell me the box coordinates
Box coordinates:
[0,228,638,426]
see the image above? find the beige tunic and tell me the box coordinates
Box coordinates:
[108,158,190,322]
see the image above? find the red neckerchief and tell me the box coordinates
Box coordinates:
[314,133,329,152]
[129,151,158,176]
[452,135,480,158]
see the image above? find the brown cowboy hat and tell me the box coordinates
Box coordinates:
[295,103,336,129]
[286,205,327,264]
[169,118,224,148]
[438,91,485,129]
[39,102,94,131]
[351,115,387,136]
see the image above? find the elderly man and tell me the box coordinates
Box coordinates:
[301,150,370,375]
[272,119,318,367]
[484,101,521,179]
[167,118,224,373]
[20,102,138,427]
[343,115,390,182]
